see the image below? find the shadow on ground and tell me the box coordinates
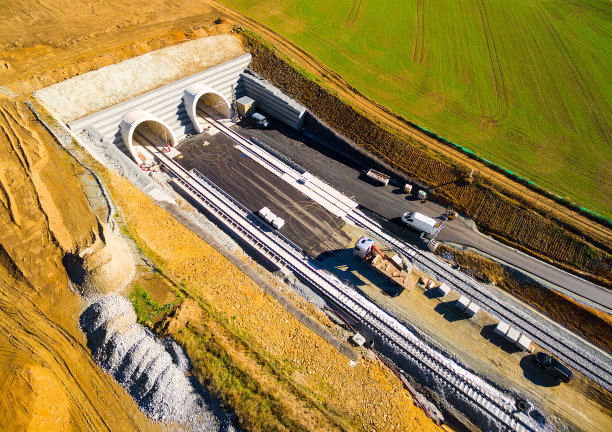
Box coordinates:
[519,355,561,387]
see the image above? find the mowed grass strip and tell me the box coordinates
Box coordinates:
[222,0,612,217]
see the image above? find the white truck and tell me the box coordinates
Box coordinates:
[401,211,440,236]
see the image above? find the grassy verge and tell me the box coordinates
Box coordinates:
[129,283,182,326]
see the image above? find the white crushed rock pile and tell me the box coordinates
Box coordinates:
[80,295,235,431]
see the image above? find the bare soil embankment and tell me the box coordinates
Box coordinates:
[232,27,611,288]
[103,169,442,432]
[0,95,161,431]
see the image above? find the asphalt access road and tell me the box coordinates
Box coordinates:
[232,117,612,313]
[175,131,350,258]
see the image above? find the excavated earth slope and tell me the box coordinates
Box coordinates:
[0,95,161,431]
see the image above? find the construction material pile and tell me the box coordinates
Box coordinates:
[80,295,229,430]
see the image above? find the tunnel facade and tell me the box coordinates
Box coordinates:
[184,83,232,133]
[120,110,178,165]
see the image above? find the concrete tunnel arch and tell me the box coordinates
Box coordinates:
[120,110,178,165]
[184,83,232,133]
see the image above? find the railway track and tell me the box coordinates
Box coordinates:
[148,144,539,431]
[346,210,612,391]
[199,111,612,391]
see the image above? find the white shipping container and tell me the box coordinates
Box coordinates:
[264,211,276,224]
[259,206,271,218]
[436,283,451,296]
[465,302,480,317]
[494,321,510,336]
[505,327,521,343]
[272,217,285,230]
[515,335,532,352]
[456,295,470,311]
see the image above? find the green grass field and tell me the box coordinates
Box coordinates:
[221,0,612,218]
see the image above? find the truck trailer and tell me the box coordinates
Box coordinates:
[401,211,440,236]
[365,169,390,185]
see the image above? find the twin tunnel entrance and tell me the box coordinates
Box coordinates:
[120,83,231,165]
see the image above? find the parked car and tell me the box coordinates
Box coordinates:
[248,112,270,128]
[534,352,573,382]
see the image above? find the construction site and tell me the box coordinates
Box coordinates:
[0,4,610,432]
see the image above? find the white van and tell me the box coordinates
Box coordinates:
[401,211,439,236]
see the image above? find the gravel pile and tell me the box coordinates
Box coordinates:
[80,295,235,431]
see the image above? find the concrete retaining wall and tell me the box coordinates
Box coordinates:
[237,70,306,130]
[69,54,251,154]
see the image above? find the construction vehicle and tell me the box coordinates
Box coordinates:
[353,236,415,296]
[401,211,440,236]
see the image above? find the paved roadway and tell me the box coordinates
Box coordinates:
[175,131,350,258]
[232,117,612,313]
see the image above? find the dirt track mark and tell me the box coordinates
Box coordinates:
[411,0,425,63]
[212,2,612,246]
[533,5,611,153]
[476,0,507,121]
[345,0,362,27]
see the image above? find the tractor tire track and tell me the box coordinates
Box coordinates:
[533,5,611,152]
[411,0,425,63]
[345,0,361,27]
[477,0,507,122]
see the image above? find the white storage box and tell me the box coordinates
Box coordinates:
[455,295,470,311]
[465,302,480,317]
[264,211,276,224]
[436,283,451,296]
[351,332,366,346]
[515,334,532,352]
[404,183,413,193]
[505,327,520,343]
[271,216,285,230]
[390,254,402,267]
[494,321,509,337]
[259,207,271,218]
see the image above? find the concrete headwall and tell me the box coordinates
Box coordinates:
[35,35,245,123]
[68,54,251,154]
[238,70,306,130]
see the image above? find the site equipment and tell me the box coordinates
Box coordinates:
[353,236,414,296]
[365,168,390,185]
[401,211,440,236]
[236,95,270,128]
[249,112,270,128]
